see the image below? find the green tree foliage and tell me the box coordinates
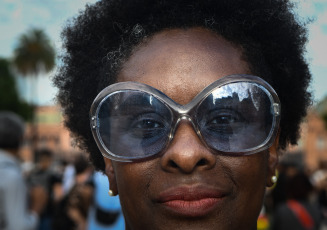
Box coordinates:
[0,58,33,121]
[316,97,327,130]
[12,28,56,149]
[12,28,56,118]
[13,28,55,76]
[322,113,327,130]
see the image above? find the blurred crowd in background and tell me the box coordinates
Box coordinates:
[25,148,125,230]
[0,111,125,230]
[258,159,327,230]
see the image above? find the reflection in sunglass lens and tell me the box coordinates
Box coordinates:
[197,82,273,153]
[97,90,172,159]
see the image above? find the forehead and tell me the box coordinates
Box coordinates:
[117,28,250,104]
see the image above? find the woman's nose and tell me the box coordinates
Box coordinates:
[160,122,217,174]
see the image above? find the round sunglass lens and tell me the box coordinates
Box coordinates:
[197,82,274,154]
[97,90,172,159]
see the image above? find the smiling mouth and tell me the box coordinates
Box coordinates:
[156,185,226,217]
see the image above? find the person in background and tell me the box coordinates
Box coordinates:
[0,111,47,230]
[87,171,125,230]
[311,161,327,229]
[28,148,59,230]
[271,162,301,211]
[62,158,76,195]
[52,153,94,230]
[272,172,321,230]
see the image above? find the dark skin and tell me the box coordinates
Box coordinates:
[103,28,279,230]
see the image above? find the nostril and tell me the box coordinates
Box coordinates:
[166,157,212,171]
[168,160,179,168]
[197,158,207,166]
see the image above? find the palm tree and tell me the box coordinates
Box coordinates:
[13,28,55,76]
[13,28,56,150]
[0,58,33,121]
[317,97,327,130]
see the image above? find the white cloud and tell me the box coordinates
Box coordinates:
[307,24,327,67]
[12,6,22,19]
[0,0,99,55]
[292,0,327,102]
[0,0,99,105]
[30,7,51,20]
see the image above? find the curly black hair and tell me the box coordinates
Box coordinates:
[53,0,312,171]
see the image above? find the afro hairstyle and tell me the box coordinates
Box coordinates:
[54,0,312,171]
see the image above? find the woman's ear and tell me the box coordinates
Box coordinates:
[103,157,118,195]
[266,135,279,187]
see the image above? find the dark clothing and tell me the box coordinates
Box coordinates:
[272,200,321,230]
[28,167,61,230]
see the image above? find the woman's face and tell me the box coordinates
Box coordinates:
[104,28,278,230]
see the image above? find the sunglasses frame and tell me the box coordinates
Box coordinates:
[90,74,281,162]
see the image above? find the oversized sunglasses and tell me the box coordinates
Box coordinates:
[90,74,281,162]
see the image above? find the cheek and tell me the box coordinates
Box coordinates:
[232,153,268,195]
[219,153,269,224]
[234,154,268,182]
[112,161,157,226]
[114,161,154,196]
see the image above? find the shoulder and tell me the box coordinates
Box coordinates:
[274,203,294,219]
[0,160,22,187]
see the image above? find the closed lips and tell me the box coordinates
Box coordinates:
[156,185,227,217]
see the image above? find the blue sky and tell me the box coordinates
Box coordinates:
[0,0,326,105]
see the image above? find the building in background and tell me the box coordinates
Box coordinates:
[20,105,80,163]
[302,111,327,170]
[280,109,327,172]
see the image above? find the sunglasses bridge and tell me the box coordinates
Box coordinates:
[169,114,202,140]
